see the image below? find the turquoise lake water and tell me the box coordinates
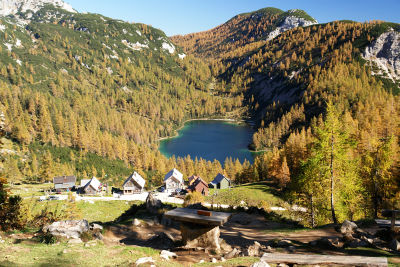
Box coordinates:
[159,120,254,164]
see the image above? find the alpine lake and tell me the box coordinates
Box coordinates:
[159,120,255,164]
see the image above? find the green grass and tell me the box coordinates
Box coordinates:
[206,182,284,207]
[0,238,167,267]
[22,199,139,223]
[8,183,53,198]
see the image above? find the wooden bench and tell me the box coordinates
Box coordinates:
[261,253,388,267]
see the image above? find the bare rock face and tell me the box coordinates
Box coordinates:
[43,220,89,239]
[0,0,76,17]
[267,16,317,40]
[363,30,400,82]
[340,220,358,235]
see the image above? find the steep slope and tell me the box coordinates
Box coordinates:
[0,2,243,183]
[171,7,317,60]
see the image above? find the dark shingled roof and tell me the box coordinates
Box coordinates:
[53,175,76,184]
[211,173,230,185]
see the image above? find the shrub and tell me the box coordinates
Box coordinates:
[38,233,58,244]
[184,192,204,207]
[0,177,24,231]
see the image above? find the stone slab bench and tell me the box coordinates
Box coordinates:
[261,253,388,267]
[164,208,232,251]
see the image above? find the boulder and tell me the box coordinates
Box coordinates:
[390,239,400,251]
[146,192,162,214]
[135,257,155,266]
[160,250,177,261]
[180,223,220,251]
[340,220,358,235]
[347,238,369,248]
[246,241,262,257]
[225,248,240,259]
[68,238,83,244]
[43,220,89,239]
[315,237,341,249]
[251,261,271,267]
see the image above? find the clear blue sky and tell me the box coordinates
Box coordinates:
[66,0,400,36]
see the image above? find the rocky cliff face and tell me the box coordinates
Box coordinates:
[267,15,317,40]
[363,30,400,82]
[0,0,75,16]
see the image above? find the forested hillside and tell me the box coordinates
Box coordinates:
[0,4,244,186]
[173,9,400,225]
[1,2,399,226]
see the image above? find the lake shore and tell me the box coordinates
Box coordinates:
[156,117,247,142]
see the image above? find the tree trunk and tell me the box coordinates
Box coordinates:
[330,133,337,224]
[310,194,315,228]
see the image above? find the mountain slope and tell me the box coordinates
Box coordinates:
[171,7,317,60]
[0,1,243,183]
[0,0,75,16]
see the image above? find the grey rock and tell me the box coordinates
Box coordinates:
[267,14,317,40]
[225,248,240,259]
[251,261,270,267]
[132,218,141,226]
[316,237,341,249]
[246,241,262,257]
[340,220,358,235]
[160,250,177,261]
[135,257,155,266]
[68,238,83,244]
[363,30,400,82]
[146,192,162,213]
[181,224,220,251]
[211,258,217,263]
[347,238,369,248]
[43,220,89,239]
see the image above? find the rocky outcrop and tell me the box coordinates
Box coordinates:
[363,30,400,82]
[146,192,163,214]
[0,0,76,16]
[267,16,317,40]
[43,220,89,239]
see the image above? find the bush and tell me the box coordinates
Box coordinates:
[184,192,205,207]
[38,232,58,244]
[0,177,24,231]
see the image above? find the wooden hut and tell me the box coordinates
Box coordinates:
[123,172,145,194]
[82,177,102,195]
[53,175,76,192]
[188,177,209,196]
[209,173,231,189]
[164,168,184,193]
